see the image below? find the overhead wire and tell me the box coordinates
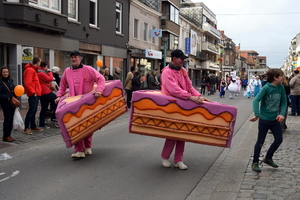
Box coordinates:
[217,12,300,16]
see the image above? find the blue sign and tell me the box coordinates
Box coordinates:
[185,38,190,54]
[150,29,162,37]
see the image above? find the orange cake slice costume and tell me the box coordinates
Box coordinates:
[56,80,127,148]
[129,90,237,148]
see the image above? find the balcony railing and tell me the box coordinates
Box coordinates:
[200,60,220,70]
[202,22,221,38]
[201,41,219,54]
[196,51,206,60]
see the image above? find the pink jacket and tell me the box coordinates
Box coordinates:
[161,66,200,99]
[57,65,105,97]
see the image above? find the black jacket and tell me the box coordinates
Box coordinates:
[0,78,15,104]
[132,75,142,91]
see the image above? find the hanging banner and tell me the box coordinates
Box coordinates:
[190,29,197,56]
[185,38,190,54]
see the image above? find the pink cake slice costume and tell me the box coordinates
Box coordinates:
[129,90,237,148]
[56,66,127,151]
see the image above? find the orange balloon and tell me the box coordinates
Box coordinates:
[96,59,103,67]
[14,85,25,97]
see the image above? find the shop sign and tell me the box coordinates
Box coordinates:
[22,47,33,61]
[145,49,162,59]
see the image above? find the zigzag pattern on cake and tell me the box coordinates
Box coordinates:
[56,80,127,148]
[131,113,231,139]
[68,97,125,141]
[129,90,237,148]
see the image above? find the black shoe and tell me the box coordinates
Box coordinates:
[252,162,261,172]
[263,157,278,168]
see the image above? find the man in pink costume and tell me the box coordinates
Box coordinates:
[55,50,105,158]
[161,49,210,169]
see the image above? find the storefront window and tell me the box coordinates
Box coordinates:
[131,58,154,89]
[103,56,124,80]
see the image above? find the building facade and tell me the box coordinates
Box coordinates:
[128,0,162,88]
[0,0,129,85]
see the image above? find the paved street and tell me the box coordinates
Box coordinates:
[0,94,299,200]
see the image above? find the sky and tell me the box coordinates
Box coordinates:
[192,0,300,68]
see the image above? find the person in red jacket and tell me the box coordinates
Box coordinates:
[23,57,43,135]
[37,62,57,128]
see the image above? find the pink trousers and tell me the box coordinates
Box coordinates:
[161,139,185,163]
[74,134,93,153]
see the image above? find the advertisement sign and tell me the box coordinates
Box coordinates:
[145,49,162,59]
[185,38,190,54]
[22,47,33,61]
[150,29,162,38]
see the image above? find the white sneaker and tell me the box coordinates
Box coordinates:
[85,148,92,155]
[162,159,171,168]
[174,161,188,170]
[71,152,85,158]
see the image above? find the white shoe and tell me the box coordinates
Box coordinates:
[174,161,188,170]
[85,148,92,155]
[162,159,171,168]
[71,152,85,158]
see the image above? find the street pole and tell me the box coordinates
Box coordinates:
[162,37,168,67]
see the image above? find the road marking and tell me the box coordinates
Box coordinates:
[0,171,20,183]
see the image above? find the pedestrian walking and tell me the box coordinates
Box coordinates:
[55,50,105,158]
[288,70,300,116]
[160,49,209,170]
[200,77,207,95]
[124,66,135,108]
[250,68,287,172]
[132,71,142,91]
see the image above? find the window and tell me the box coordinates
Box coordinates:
[152,26,156,44]
[68,0,77,20]
[134,19,139,39]
[169,34,179,50]
[89,0,97,26]
[29,0,60,12]
[116,2,122,34]
[170,5,179,24]
[143,23,148,41]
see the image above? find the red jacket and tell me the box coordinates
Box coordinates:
[37,67,54,95]
[24,63,42,96]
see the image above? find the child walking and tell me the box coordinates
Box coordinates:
[249,68,287,172]
[219,78,226,98]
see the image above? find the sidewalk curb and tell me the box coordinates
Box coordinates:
[187,113,257,200]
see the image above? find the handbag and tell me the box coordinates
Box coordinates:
[3,82,20,107]
[11,96,20,107]
[49,83,56,91]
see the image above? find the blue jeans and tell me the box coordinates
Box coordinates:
[39,92,57,127]
[253,118,283,163]
[289,95,300,115]
[24,96,40,129]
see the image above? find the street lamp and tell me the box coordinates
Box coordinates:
[162,37,168,68]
